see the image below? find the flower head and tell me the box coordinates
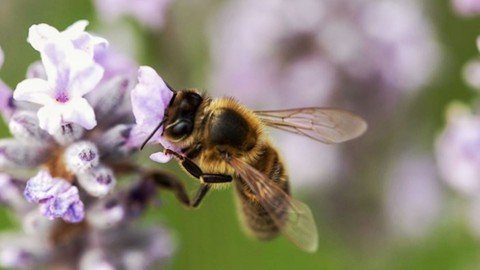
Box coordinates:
[14,40,103,134]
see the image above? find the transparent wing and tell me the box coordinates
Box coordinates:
[227,155,318,253]
[255,108,367,144]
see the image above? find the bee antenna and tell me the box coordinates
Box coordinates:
[140,119,166,150]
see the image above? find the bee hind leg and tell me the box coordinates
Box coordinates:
[144,170,191,207]
[148,171,212,208]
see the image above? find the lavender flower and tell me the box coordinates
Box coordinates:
[94,0,172,30]
[0,21,175,269]
[436,103,480,195]
[452,0,480,16]
[14,40,103,134]
[130,66,179,163]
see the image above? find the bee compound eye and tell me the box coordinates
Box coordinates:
[189,93,202,107]
[171,121,193,137]
[179,98,192,111]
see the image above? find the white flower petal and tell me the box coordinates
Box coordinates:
[13,79,53,105]
[62,20,89,38]
[37,104,62,135]
[150,152,172,163]
[69,64,104,98]
[27,23,60,51]
[63,98,97,130]
[40,40,75,86]
[131,66,173,143]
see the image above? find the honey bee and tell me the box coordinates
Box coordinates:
[143,87,367,253]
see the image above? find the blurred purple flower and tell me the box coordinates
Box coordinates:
[94,0,172,30]
[130,66,178,163]
[210,0,440,108]
[452,0,480,16]
[0,21,175,269]
[209,0,440,188]
[384,153,443,238]
[436,103,480,195]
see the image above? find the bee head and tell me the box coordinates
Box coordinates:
[163,89,203,141]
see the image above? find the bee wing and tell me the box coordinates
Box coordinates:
[255,108,367,144]
[227,156,318,253]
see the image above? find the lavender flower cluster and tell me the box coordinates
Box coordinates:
[0,21,175,269]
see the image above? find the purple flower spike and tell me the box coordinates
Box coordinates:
[14,40,103,134]
[131,66,179,163]
[24,170,85,223]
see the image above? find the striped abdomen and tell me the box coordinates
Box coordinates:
[234,143,290,240]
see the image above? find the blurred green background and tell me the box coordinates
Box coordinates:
[2,0,480,269]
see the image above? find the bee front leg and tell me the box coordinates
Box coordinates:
[165,149,203,178]
[165,149,233,183]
